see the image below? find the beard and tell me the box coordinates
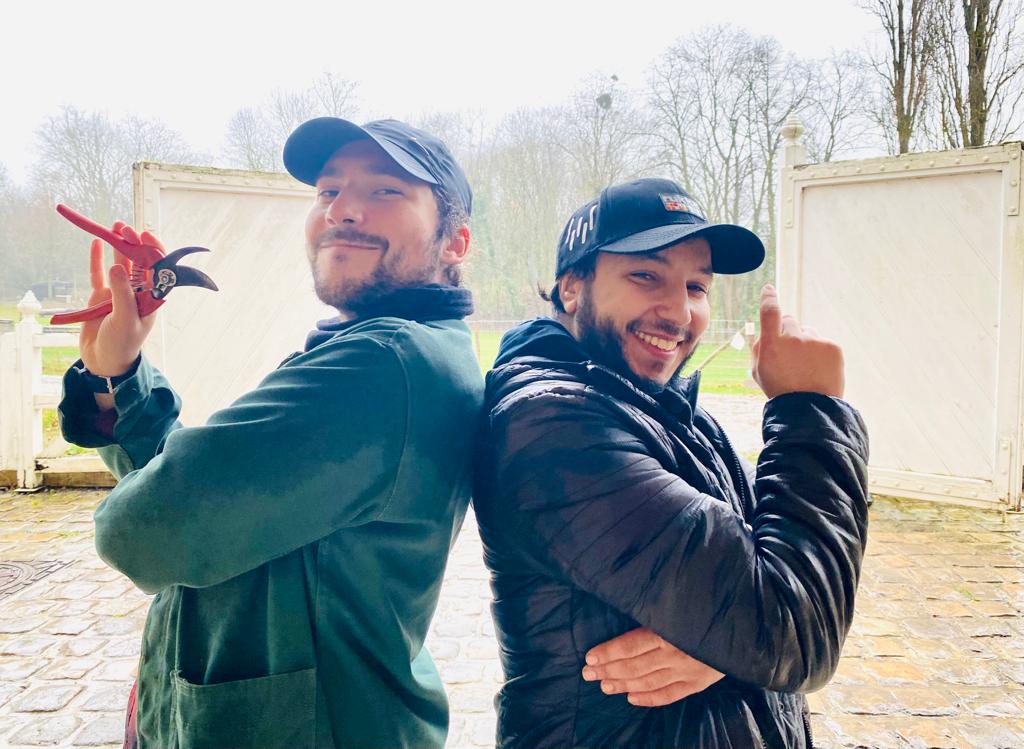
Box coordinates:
[309,227,442,315]
[575,286,698,390]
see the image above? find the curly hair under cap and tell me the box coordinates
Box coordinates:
[538,253,598,313]
[432,185,469,287]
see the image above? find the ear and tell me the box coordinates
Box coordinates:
[439,225,471,267]
[558,273,583,314]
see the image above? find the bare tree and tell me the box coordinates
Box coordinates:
[862,0,937,153]
[802,51,879,162]
[647,27,768,321]
[224,74,359,172]
[34,106,196,225]
[556,73,653,199]
[932,0,1024,147]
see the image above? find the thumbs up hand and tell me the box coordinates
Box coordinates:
[752,285,845,399]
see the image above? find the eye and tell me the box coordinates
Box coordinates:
[688,283,709,296]
[374,186,404,197]
[316,188,338,203]
[630,271,657,283]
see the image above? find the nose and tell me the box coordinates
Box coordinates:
[324,191,363,227]
[655,288,692,328]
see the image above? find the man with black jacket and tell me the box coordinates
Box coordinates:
[473,177,870,748]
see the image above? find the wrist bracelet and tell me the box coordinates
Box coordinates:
[75,356,142,394]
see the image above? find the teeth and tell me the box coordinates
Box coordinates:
[635,331,677,351]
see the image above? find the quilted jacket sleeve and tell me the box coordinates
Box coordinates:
[483,390,869,693]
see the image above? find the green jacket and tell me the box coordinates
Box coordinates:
[60,314,483,748]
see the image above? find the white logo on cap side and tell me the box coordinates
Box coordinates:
[566,205,598,253]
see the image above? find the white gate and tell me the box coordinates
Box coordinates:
[778,130,1023,509]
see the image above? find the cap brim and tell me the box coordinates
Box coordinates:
[600,222,765,274]
[283,117,438,187]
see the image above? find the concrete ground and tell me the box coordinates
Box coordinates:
[1,394,1022,748]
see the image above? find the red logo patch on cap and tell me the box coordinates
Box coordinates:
[660,194,704,219]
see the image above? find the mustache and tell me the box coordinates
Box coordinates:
[627,320,694,343]
[314,228,389,251]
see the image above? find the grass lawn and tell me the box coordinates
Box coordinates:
[472,330,760,396]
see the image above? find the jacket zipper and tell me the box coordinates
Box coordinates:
[802,706,815,748]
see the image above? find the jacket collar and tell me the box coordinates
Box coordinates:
[493,317,702,424]
[303,284,473,352]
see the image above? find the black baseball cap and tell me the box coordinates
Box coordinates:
[556,177,763,276]
[283,117,472,215]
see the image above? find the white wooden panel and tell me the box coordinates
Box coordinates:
[799,172,1001,481]
[134,164,334,425]
[779,143,1024,508]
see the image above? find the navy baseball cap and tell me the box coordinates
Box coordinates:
[283,117,472,215]
[556,178,763,276]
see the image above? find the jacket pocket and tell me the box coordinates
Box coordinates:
[171,667,316,748]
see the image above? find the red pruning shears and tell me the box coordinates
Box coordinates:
[50,204,218,325]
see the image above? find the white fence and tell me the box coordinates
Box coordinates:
[0,291,79,489]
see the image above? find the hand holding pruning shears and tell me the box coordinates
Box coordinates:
[50,205,218,377]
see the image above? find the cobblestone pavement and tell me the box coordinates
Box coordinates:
[1,393,1022,748]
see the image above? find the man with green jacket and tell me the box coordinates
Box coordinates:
[58,118,483,748]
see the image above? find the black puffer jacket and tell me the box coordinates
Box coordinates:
[473,319,870,749]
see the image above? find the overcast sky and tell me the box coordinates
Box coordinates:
[2,0,880,184]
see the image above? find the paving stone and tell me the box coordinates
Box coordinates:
[89,659,138,682]
[0,683,25,708]
[78,684,132,712]
[101,638,141,658]
[469,715,497,746]
[37,658,99,680]
[450,683,498,714]
[71,714,124,745]
[958,616,1017,638]
[892,716,965,748]
[86,618,140,637]
[932,659,1007,687]
[861,659,928,685]
[0,658,45,680]
[922,599,975,617]
[972,600,1021,618]
[0,637,55,657]
[849,615,903,638]
[41,617,94,636]
[57,637,108,658]
[943,717,1024,748]
[899,617,965,640]
[426,638,460,659]
[93,599,147,617]
[0,601,56,620]
[431,614,480,638]
[999,660,1024,685]
[952,686,1024,717]
[443,661,485,684]
[91,582,132,600]
[54,600,99,617]
[11,684,81,712]
[860,636,913,658]
[817,713,902,748]
[0,617,46,635]
[885,686,959,716]
[464,638,500,661]
[6,715,81,745]
[52,582,101,600]
[821,685,899,716]
[829,657,872,685]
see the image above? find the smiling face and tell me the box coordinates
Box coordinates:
[304,138,466,315]
[559,238,713,388]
